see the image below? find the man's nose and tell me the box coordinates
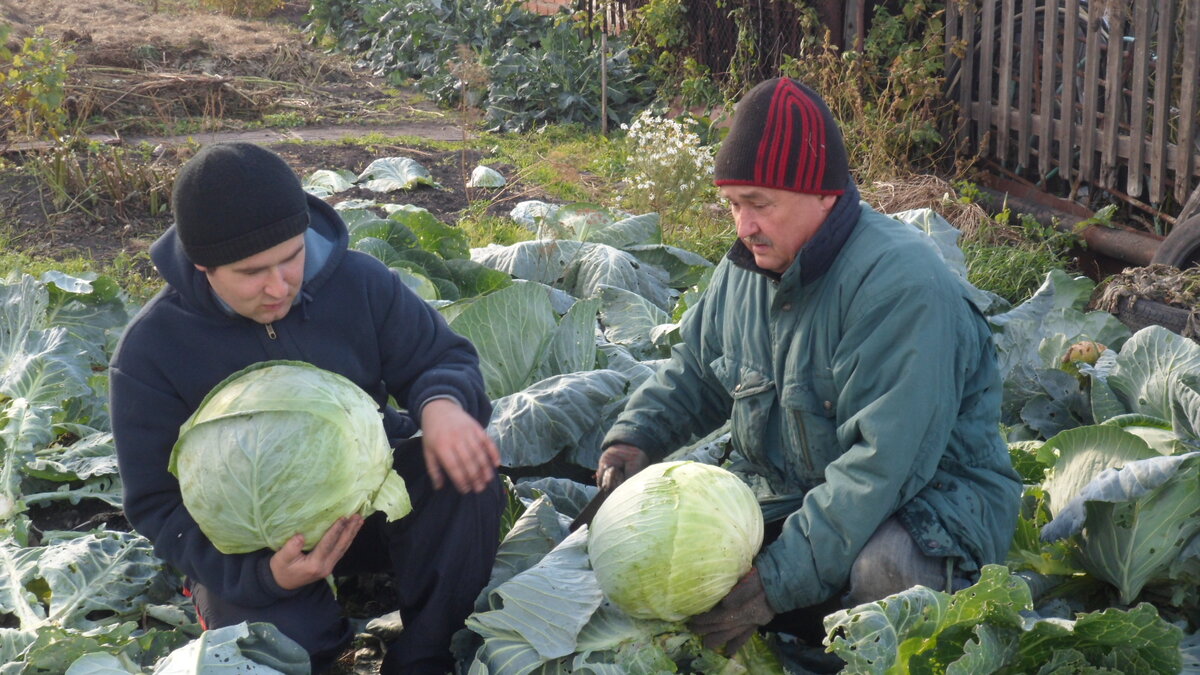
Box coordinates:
[264,267,289,297]
[735,211,757,238]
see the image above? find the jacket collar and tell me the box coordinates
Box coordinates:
[727,176,861,286]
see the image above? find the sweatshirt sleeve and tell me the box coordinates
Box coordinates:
[376,274,491,426]
[602,285,733,460]
[756,279,975,612]
[109,361,297,607]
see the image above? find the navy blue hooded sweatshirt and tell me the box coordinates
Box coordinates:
[109,195,491,607]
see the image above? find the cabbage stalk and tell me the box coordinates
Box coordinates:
[586,461,763,621]
[169,360,411,554]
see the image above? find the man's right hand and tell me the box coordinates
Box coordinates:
[596,443,649,490]
[269,514,363,590]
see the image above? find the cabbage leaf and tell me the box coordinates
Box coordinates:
[824,565,1182,673]
[487,370,630,470]
[1109,325,1200,421]
[355,156,440,191]
[1041,452,1200,603]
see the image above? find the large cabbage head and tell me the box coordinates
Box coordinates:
[169,360,411,554]
[586,461,764,621]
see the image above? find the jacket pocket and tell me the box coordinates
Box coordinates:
[780,377,839,477]
[711,356,775,466]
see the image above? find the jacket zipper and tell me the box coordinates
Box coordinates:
[794,413,815,474]
[265,323,277,340]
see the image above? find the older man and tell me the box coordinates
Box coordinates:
[597,78,1021,654]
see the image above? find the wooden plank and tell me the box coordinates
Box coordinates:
[1059,0,1079,185]
[1175,0,1199,204]
[1150,0,1175,205]
[961,1,979,152]
[1079,0,1103,184]
[1016,0,1036,169]
[1100,0,1126,189]
[993,100,1192,170]
[945,0,964,149]
[980,0,998,156]
[1038,0,1060,176]
[1126,1,1153,197]
[997,0,1016,164]
[844,0,864,52]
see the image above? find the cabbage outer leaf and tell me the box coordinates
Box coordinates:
[1037,425,1158,518]
[1109,325,1200,421]
[1042,452,1200,604]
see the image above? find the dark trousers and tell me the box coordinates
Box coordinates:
[189,437,503,674]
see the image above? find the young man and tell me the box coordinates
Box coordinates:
[110,142,502,673]
[597,78,1022,654]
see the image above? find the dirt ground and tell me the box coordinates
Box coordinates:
[0,0,547,270]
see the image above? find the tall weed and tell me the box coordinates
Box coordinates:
[27,142,176,221]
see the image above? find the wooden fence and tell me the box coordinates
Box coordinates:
[945,0,1200,214]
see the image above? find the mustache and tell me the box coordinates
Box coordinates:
[742,235,772,247]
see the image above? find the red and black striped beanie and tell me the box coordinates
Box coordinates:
[714,78,848,196]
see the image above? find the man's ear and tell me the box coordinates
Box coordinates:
[194,264,209,273]
[820,194,838,213]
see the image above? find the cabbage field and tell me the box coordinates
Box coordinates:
[2,155,1200,673]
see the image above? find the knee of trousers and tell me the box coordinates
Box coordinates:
[845,519,947,607]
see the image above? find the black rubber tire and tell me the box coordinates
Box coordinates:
[1113,295,1193,338]
[1151,213,1200,269]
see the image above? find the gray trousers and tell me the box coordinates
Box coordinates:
[765,514,964,644]
[844,515,960,606]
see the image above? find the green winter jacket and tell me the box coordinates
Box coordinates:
[603,199,1022,613]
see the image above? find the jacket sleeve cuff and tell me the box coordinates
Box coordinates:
[255,555,302,602]
[601,422,670,463]
[418,393,462,417]
[756,535,837,614]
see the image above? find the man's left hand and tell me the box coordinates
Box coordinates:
[420,398,500,493]
[689,567,775,654]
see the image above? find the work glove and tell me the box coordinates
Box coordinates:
[689,567,775,654]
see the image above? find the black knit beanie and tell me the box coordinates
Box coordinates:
[714,78,848,195]
[172,142,310,267]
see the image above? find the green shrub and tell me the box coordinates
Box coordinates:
[0,25,76,144]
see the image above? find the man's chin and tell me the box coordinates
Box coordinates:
[752,254,781,273]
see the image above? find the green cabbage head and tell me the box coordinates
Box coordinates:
[586,461,764,621]
[169,360,411,554]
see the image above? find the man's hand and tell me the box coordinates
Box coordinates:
[420,398,500,493]
[270,514,363,591]
[596,443,649,490]
[689,567,775,654]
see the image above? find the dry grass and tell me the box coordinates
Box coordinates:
[2,0,394,135]
[1093,263,1200,312]
[3,0,302,61]
[861,173,1021,245]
